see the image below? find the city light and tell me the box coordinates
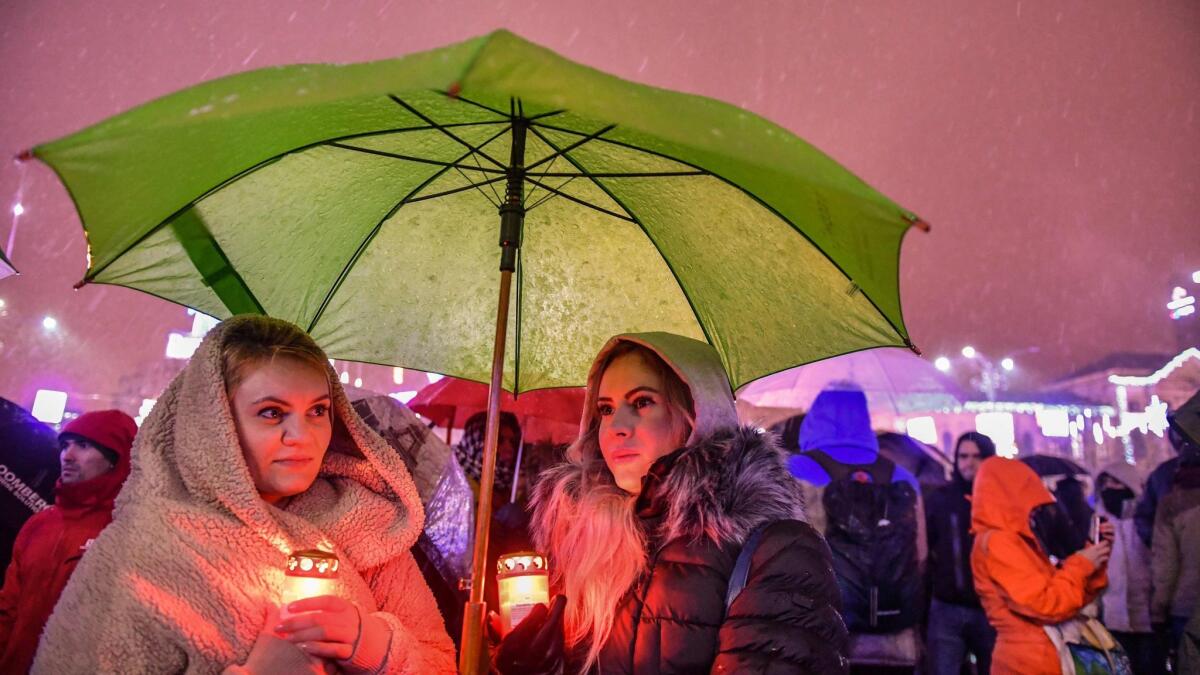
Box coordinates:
[32,389,68,424]
[42,316,58,331]
[389,391,417,404]
[12,203,24,217]
[393,367,405,385]
[974,412,1017,457]
[904,416,938,445]
[135,398,157,426]
[339,372,350,384]
[0,298,6,309]
[1035,407,1070,438]
[961,346,976,359]
[1000,357,1015,371]
[1193,270,1200,284]
[934,356,951,372]
[165,332,201,359]
[353,377,363,388]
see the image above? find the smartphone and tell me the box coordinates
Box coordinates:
[1089,514,1103,544]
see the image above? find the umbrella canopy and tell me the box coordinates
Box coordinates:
[0,248,15,280]
[0,397,59,569]
[877,431,951,490]
[409,377,583,444]
[1020,454,1088,478]
[27,29,922,394]
[738,347,965,416]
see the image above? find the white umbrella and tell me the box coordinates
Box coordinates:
[738,348,966,416]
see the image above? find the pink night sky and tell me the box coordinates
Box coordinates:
[1,1,1197,408]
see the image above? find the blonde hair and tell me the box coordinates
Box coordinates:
[219,316,331,394]
[533,341,695,672]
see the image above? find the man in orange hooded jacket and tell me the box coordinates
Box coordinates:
[0,410,135,673]
[971,457,1111,675]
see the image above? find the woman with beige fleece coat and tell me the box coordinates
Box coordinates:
[32,316,456,674]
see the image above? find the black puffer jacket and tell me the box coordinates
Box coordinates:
[595,428,848,674]
[925,479,981,607]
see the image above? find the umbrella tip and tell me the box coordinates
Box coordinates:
[15,149,34,162]
[913,219,931,233]
[446,82,462,98]
[72,278,88,290]
[906,340,922,356]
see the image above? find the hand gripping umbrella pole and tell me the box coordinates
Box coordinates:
[459,110,528,674]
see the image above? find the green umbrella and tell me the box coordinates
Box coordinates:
[26,30,925,670]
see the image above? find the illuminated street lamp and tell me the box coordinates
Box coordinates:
[938,347,1027,401]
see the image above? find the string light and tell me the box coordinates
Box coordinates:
[1108,348,1200,386]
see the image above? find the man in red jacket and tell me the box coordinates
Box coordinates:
[0,409,135,673]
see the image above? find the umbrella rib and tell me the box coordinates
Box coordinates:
[525,175,578,212]
[388,95,507,170]
[464,147,505,207]
[306,124,514,334]
[531,120,912,353]
[406,175,507,203]
[524,124,616,172]
[81,120,508,283]
[527,124,727,385]
[521,175,635,222]
[440,91,565,123]
[325,142,505,174]
[526,170,707,178]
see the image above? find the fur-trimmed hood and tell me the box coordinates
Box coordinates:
[540,425,804,549]
[536,331,803,550]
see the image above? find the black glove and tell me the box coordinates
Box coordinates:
[492,595,566,675]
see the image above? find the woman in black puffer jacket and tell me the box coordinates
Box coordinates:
[496,332,847,674]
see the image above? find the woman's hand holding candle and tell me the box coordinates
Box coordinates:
[276,596,390,673]
[492,595,567,675]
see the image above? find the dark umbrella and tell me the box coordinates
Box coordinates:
[877,431,951,491]
[0,397,60,572]
[1020,454,1093,554]
[1020,454,1088,479]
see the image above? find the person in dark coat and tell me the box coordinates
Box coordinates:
[925,431,997,675]
[0,409,136,674]
[497,332,848,674]
[1134,390,1200,549]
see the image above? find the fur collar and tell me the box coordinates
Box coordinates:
[535,426,805,551]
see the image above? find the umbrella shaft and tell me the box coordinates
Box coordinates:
[460,267,516,674]
[498,117,527,272]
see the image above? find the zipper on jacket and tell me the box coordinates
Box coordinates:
[950,512,966,593]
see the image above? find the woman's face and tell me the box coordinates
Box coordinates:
[229,357,332,504]
[596,352,689,495]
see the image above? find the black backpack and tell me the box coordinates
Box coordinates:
[804,449,921,633]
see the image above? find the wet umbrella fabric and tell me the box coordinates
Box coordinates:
[28,30,926,669]
[0,398,59,572]
[409,377,583,444]
[0,248,15,281]
[738,347,965,416]
[28,30,921,394]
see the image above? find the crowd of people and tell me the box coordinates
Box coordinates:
[0,314,1197,674]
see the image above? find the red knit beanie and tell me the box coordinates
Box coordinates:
[59,410,137,465]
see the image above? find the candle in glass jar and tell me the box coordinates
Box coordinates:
[496,551,549,634]
[281,549,339,619]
